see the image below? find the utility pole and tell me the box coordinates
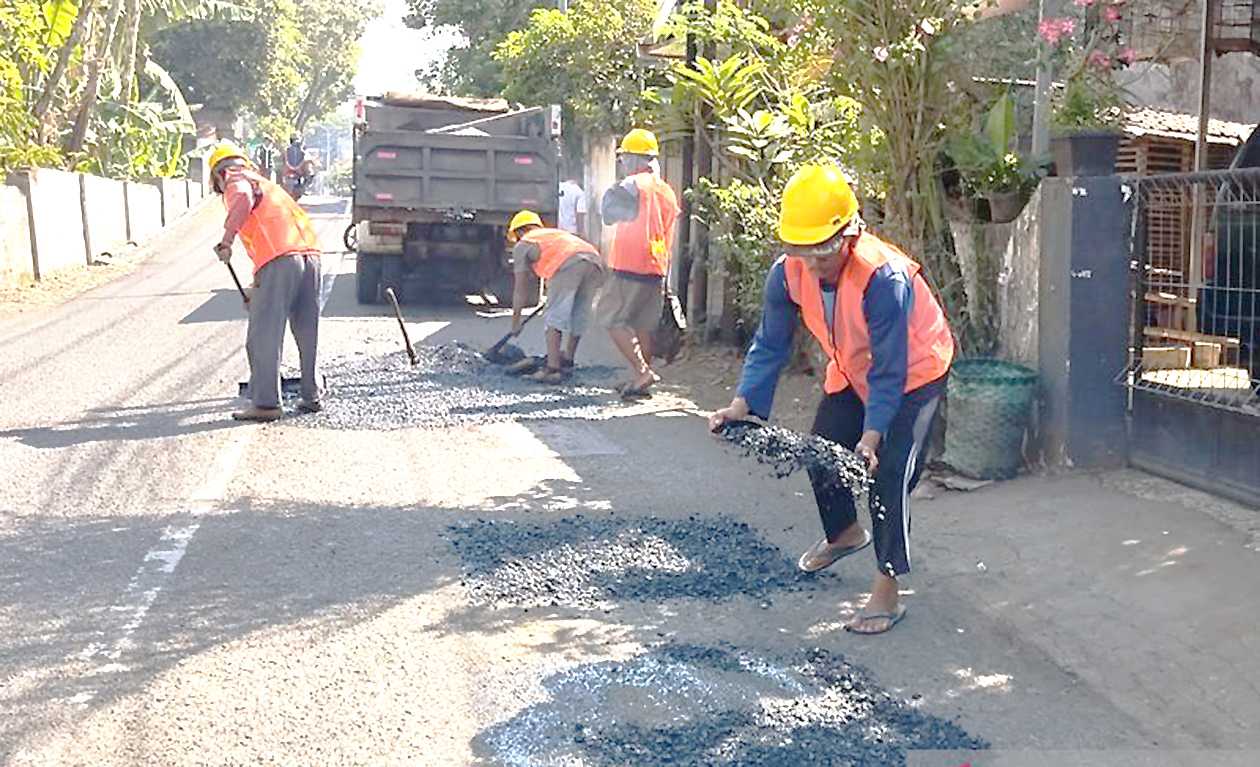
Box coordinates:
[677,20,697,314]
[1187,0,1217,333]
[1030,0,1063,157]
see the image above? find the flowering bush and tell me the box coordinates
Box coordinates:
[1040,0,1136,131]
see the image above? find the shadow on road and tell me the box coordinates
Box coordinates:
[0,398,242,449]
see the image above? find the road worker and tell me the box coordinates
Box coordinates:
[708,164,955,635]
[209,141,323,422]
[598,128,680,399]
[507,210,605,384]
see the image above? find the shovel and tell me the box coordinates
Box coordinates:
[483,299,546,364]
[384,287,420,365]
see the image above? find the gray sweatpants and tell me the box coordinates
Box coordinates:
[246,252,320,408]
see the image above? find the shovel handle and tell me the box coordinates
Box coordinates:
[385,287,419,365]
[491,299,548,353]
[226,262,249,305]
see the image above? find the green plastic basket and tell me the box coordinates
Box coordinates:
[942,358,1038,480]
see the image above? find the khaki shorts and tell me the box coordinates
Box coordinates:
[543,259,603,336]
[599,272,664,331]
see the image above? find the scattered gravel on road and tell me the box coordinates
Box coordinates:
[716,420,873,496]
[447,514,835,609]
[293,345,622,430]
[477,643,987,766]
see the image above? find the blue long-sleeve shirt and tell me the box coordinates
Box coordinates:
[736,255,914,437]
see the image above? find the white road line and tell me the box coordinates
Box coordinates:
[73,428,252,703]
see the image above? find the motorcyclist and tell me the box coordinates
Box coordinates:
[283,133,308,199]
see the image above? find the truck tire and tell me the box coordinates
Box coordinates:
[356,252,383,304]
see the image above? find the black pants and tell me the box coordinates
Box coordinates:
[807,376,945,578]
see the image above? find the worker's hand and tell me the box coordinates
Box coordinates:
[856,430,882,475]
[242,287,253,305]
[708,396,750,433]
[214,242,232,263]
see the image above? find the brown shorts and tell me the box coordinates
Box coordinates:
[599,272,663,331]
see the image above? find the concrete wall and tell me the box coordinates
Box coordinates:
[950,190,1042,368]
[187,179,203,206]
[0,186,34,288]
[125,182,163,243]
[6,168,88,279]
[1125,53,1260,125]
[157,178,187,224]
[81,174,128,262]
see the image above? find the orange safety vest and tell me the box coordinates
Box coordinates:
[609,172,679,277]
[783,232,954,400]
[225,167,321,274]
[520,227,599,280]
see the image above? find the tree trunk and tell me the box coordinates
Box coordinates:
[68,0,125,155]
[121,0,141,102]
[33,0,96,129]
[293,69,329,132]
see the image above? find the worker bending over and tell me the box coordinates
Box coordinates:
[709,165,955,635]
[508,210,604,384]
[210,142,323,422]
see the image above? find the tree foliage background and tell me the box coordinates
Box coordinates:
[405,0,548,96]
[1,0,376,176]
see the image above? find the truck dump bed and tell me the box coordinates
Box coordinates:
[353,96,558,225]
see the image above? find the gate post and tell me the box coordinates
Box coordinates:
[1037,176,1133,468]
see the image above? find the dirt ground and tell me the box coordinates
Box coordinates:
[657,343,823,433]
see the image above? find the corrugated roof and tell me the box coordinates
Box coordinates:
[1124,106,1255,146]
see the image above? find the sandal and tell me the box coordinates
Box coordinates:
[844,604,907,635]
[797,530,872,573]
[529,367,569,385]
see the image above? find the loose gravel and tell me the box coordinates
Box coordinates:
[293,344,622,430]
[717,420,873,496]
[478,643,987,766]
[447,514,835,609]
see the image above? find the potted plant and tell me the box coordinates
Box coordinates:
[1038,1,1136,177]
[974,152,1043,223]
[947,93,1045,223]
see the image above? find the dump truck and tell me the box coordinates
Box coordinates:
[349,93,560,304]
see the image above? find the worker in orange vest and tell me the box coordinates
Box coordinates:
[598,128,680,399]
[709,165,955,635]
[209,141,323,422]
[507,210,605,384]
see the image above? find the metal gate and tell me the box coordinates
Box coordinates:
[1125,169,1260,507]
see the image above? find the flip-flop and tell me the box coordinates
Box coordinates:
[844,603,908,635]
[797,529,873,573]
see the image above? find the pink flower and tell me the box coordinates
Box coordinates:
[1104,5,1122,23]
[1118,47,1138,65]
[873,46,890,62]
[1037,17,1076,45]
[1074,0,1095,6]
[1089,51,1111,69]
[1038,17,1078,44]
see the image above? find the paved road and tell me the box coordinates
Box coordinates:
[0,199,1244,765]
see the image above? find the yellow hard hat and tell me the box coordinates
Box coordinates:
[207,141,249,174]
[777,164,860,245]
[508,210,543,238]
[618,128,659,157]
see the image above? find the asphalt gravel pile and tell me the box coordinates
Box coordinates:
[446,514,835,609]
[293,344,621,430]
[717,420,873,496]
[476,643,987,766]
